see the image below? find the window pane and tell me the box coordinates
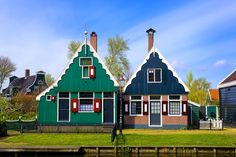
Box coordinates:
[59,99,69,109]
[80,99,93,111]
[151,102,161,114]
[148,69,154,82]
[80,58,92,66]
[83,67,89,77]
[104,92,114,98]
[155,69,161,82]
[131,101,141,114]
[59,92,69,98]
[150,96,161,100]
[169,101,180,115]
[131,96,141,100]
[169,96,180,100]
[80,92,93,98]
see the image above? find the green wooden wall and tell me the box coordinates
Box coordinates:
[38,45,118,125]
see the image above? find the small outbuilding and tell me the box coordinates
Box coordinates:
[187,100,200,129]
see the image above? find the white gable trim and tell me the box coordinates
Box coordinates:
[123,47,189,92]
[188,100,201,107]
[36,40,119,101]
[218,69,236,89]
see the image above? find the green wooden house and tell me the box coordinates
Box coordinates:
[36,32,119,132]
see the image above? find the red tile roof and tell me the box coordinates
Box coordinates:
[209,89,219,101]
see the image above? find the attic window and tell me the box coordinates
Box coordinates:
[147,68,162,83]
[80,57,92,66]
[38,80,43,85]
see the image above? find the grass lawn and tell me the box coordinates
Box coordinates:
[0,129,236,147]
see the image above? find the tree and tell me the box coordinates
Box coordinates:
[45,73,55,86]
[105,35,130,85]
[68,40,81,59]
[0,56,16,92]
[186,72,211,105]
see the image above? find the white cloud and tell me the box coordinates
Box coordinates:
[214,59,227,67]
[171,60,186,70]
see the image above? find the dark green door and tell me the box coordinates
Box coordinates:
[150,101,161,126]
[103,99,113,123]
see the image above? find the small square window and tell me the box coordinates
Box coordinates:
[80,57,92,66]
[46,95,51,101]
[82,66,89,78]
[147,68,162,83]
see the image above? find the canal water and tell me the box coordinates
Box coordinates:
[2,154,233,157]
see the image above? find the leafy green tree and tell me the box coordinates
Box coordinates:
[45,73,55,86]
[186,72,211,105]
[68,40,81,59]
[105,35,130,85]
[0,56,16,92]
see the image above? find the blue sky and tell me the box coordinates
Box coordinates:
[0,0,236,89]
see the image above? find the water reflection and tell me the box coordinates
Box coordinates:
[3,154,232,157]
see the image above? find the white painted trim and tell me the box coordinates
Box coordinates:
[81,66,90,79]
[148,95,163,127]
[187,100,201,107]
[218,80,236,89]
[102,92,104,123]
[78,92,94,112]
[36,40,119,101]
[123,47,189,92]
[218,69,236,88]
[113,92,115,124]
[168,95,182,116]
[129,95,143,116]
[147,68,162,83]
[46,95,51,101]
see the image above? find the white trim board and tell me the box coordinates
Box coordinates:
[218,69,236,88]
[123,47,189,92]
[36,40,119,101]
[188,100,201,107]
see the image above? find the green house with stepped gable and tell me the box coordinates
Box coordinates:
[36,32,119,132]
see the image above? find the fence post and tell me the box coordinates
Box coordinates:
[19,116,22,134]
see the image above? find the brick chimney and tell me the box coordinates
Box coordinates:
[146,28,156,52]
[90,32,97,52]
[25,69,30,78]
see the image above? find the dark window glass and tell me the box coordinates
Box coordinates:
[80,92,93,98]
[80,58,92,66]
[155,69,161,82]
[150,96,161,100]
[104,92,114,98]
[148,69,154,82]
[131,101,141,114]
[59,92,69,98]
[46,95,51,100]
[169,96,180,100]
[83,67,89,77]
[131,96,141,100]
[58,99,69,121]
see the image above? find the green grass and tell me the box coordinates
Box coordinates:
[0,129,236,147]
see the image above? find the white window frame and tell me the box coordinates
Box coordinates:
[129,96,143,116]
[147,68,162,83]
[57,92,71,122]
[78,92,94,113]
[46,95,51,101]
[168,95,182,116]
[79,57,93,66]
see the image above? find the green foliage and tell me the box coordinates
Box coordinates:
[105,35,130,85]
[45,73,55,86]
[186,72,211,105]
[67,40,81,59]
[0,56,16,92]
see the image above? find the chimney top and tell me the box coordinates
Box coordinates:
[90,32,98,52]
[146,28,156,34]
[25,69,30,78]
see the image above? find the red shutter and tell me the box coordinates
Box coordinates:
[182,101,187,115]
[124,101,129,115]
[162,101,168,115]
[51,95,56,102]
[94,98,101,112]
[71,99,79,112]
[143,101,148,115]
[89,66,96,79]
